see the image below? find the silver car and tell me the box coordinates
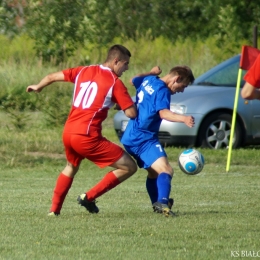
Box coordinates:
[113,55,260,149]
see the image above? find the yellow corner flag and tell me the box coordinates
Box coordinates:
[226,45,260,172]
[226,69,242,172]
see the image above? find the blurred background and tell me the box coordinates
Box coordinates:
[0,0,259,130]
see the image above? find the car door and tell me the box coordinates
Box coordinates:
[248,99,260,138]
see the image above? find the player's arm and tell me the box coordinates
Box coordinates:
[26,71,65,93]
[113,79,137,118]
[130,66,162,86]
[159,109,195,128]
[241,82,260,100]
[124,104,137,118]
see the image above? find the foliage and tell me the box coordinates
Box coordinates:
[0,0,257,63]
[0,33,254,128]
[216,2,260,50]
[0,88,37,130]
[37,84,72,127]
[0,87,37,111]
[0,0,26,37]
[3,109,31,130]
[24,0,96,64]
[0,34,35,62]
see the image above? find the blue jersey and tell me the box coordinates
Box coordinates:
[121,75,171,146]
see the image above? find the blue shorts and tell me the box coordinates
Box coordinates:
[124,140,167,169]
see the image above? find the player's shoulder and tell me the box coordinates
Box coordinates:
[139,75,159,86]
[82,65,117,78]
[81,64,100,71]
[70,65,97,76]
[148,76,165,90]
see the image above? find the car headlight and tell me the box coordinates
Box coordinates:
[170,104,186,114]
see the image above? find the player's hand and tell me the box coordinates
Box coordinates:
[26,85,43,93]
[185,115,195,128]
[150,66,162,76]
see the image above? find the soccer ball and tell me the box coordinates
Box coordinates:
[178,148,204,175]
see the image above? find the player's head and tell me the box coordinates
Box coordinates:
[105,45,131,77]
[166,66,195,94]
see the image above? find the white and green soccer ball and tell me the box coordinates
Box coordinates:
[178,148,204,175]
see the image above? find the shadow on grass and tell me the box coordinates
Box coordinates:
[176,210,228,216]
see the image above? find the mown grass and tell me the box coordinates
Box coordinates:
[1,154,260,260]
[0,112,260,260]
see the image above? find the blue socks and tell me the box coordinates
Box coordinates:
[157,173,172,204]
[146,177,158,204]
[146,173,172,205]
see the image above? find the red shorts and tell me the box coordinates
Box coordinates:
[62,132,124,168]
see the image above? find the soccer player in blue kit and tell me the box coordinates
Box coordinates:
[121,65,195,217]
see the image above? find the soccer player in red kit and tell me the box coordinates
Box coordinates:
[26,45,137,216]
[241,54,260,100]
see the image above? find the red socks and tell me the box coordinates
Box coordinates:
[86,171,120,201]
[50,173,73,213]
[50,171,120,212]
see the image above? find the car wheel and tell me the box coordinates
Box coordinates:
[197,113,243,149]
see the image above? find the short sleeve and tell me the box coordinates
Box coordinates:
[132,76,146,90]
[112,79,134,110]
[63,66,85,83]
[155,87,171,112]
[244,54,260,88]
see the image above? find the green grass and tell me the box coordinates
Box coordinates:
[1,159,260,259]
[1,119,260,260]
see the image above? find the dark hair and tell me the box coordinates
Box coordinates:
[169,66,195,85]
[105,44,131,62]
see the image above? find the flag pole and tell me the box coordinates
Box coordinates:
[226,68,243,172]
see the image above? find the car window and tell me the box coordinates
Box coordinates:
[197,59,246,87]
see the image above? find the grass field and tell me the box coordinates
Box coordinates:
[1,115,260,260]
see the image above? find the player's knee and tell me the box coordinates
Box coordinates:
[63,161,79,177]
[127,159,137,175]
[165,165,173,176]
[122,152,137,175]
[110,153,137,176]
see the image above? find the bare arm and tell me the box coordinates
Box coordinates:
[26,71,65,93]
[159,109,195,128]
[124,104,137,118]
[129,66,162,85]
[241,82,260,100]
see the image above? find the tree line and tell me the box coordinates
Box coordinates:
[0,0,259,63]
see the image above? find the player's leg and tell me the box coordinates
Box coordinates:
[110,151,137,181]
[49,162,80,216]
[136,140,174,216]
[150,156,173,204]
[82,151,137,203]
[137,140,173,205]
[149,156,175,216]
[48,133,82,216]
[75,136,137,213]
[146,166,174,210]
[145,168,158,205]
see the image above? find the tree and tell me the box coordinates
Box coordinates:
[25,0,99,63]
[0,0,26,37]
[3,0,259,63]
[216,0,260,49]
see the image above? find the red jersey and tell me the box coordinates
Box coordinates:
[244,54,260,88]
[63,65,134,135]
